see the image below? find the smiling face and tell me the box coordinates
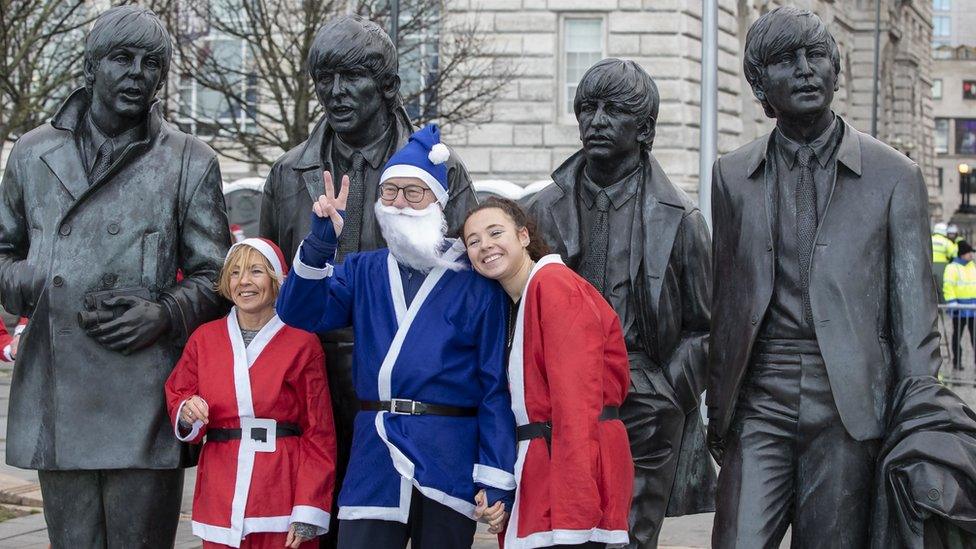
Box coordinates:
[218,247,280,316]
[88,45,164,120]
[463,207,530,282]
[757,43,837,120]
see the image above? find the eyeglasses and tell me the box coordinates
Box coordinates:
[380,183,429,204]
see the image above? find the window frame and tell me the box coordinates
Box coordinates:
[936,118,950,155]
[175,6,258,138]
[558,14,607,124]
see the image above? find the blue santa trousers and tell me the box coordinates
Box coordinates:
[336,488,476,549]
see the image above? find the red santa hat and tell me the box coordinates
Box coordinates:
[226,237,288,279]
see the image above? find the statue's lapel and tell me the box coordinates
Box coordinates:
[41,141,89,201]
[638,158,683,307]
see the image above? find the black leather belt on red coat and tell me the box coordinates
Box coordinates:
[207,422,302,442]
[516,406,621,450]
[360,399,478,417]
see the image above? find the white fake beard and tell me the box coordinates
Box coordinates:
[374,201,464,272]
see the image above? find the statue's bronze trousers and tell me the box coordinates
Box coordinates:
[621,351,685,549]
[712,339,880,549]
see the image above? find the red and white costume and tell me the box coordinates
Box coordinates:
[164,238,336,548]
[505,255,634,548]
[0,317,27,362]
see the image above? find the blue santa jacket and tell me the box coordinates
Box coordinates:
[277,240,516,522]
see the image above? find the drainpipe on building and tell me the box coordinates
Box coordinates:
[699,0,718,230]
[871,0,881,137]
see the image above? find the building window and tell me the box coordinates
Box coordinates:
[934,16,951,38]
[398,4,440,121]
[933,0,951,11]
[936,118,950,154]
[956,119,976,155]
[934,79,943,99]
[562,17,605,116]
[938,167,944,191]
[177,37,257,137]
[175,2,257,137]
[965,81,976,100]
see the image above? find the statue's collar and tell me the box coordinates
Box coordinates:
[51,87,162,142]
[747,115,862,178]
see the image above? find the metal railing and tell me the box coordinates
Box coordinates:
[938,304,976,389]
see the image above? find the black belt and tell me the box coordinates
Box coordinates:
[516,406,621,445]
[360,399,477,417]
[207,422,302,442]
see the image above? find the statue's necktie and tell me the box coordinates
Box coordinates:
[795,146,817,324]
[336,152,366,262]
[89,140,113,185]
[581,190,611,296]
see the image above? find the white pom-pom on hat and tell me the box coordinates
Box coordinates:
[428,143,450,165]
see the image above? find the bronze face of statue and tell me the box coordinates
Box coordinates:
[708,6,942,547]
[258,15,478,547]
[0,6,229,546]
[527,58,716,548]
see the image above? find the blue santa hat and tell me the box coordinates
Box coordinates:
[380,124,451,206]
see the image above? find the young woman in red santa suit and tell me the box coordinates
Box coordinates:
[165,238,336,549]
[463,198,634,549]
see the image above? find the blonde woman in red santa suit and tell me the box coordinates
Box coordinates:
[165,238,337,549]
[463,198,634,549]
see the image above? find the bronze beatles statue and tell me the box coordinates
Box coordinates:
[258,14,477,545]
[707,7,943,547]
[0,6,229,547]
[527,58,715,548]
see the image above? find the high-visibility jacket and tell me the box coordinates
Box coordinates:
[933,233,957,263]
[944,258,976,317]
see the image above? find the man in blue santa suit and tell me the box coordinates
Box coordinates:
[277,124,516,548]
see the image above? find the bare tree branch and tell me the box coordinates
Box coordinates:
[148,0,518,168]
[0,0,97,145]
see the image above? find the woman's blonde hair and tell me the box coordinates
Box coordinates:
[217,245,282,301]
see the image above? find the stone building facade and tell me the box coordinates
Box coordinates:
[443,0,937,214]
[931,0,976,230]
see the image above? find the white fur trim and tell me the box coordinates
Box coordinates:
[174,399,206,442]
[228,238,284,278]
[227,311,257,543]
[507,528,630,549]
[473,464,517,490]
[428,143,450,164]
[292,246,335,280]
[505,254,570,549]
[191,515,294,547]
[289,505,331,534]
[2,344,11,362]
[379,164,448,206]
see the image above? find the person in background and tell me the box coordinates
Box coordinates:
[932,222,956,302]
[944,240,976,372]
[464,197,634,549]
[949,224,962,246]
[166,238,336,549]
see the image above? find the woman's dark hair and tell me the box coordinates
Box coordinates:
[463,197,551,261]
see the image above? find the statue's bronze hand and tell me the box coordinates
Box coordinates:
[84,295,170,354]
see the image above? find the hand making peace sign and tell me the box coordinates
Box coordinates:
[312,170,350,236]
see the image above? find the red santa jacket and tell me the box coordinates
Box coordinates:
[504,255,634,548]
[0,317,27,362]
[165,311,336,548]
